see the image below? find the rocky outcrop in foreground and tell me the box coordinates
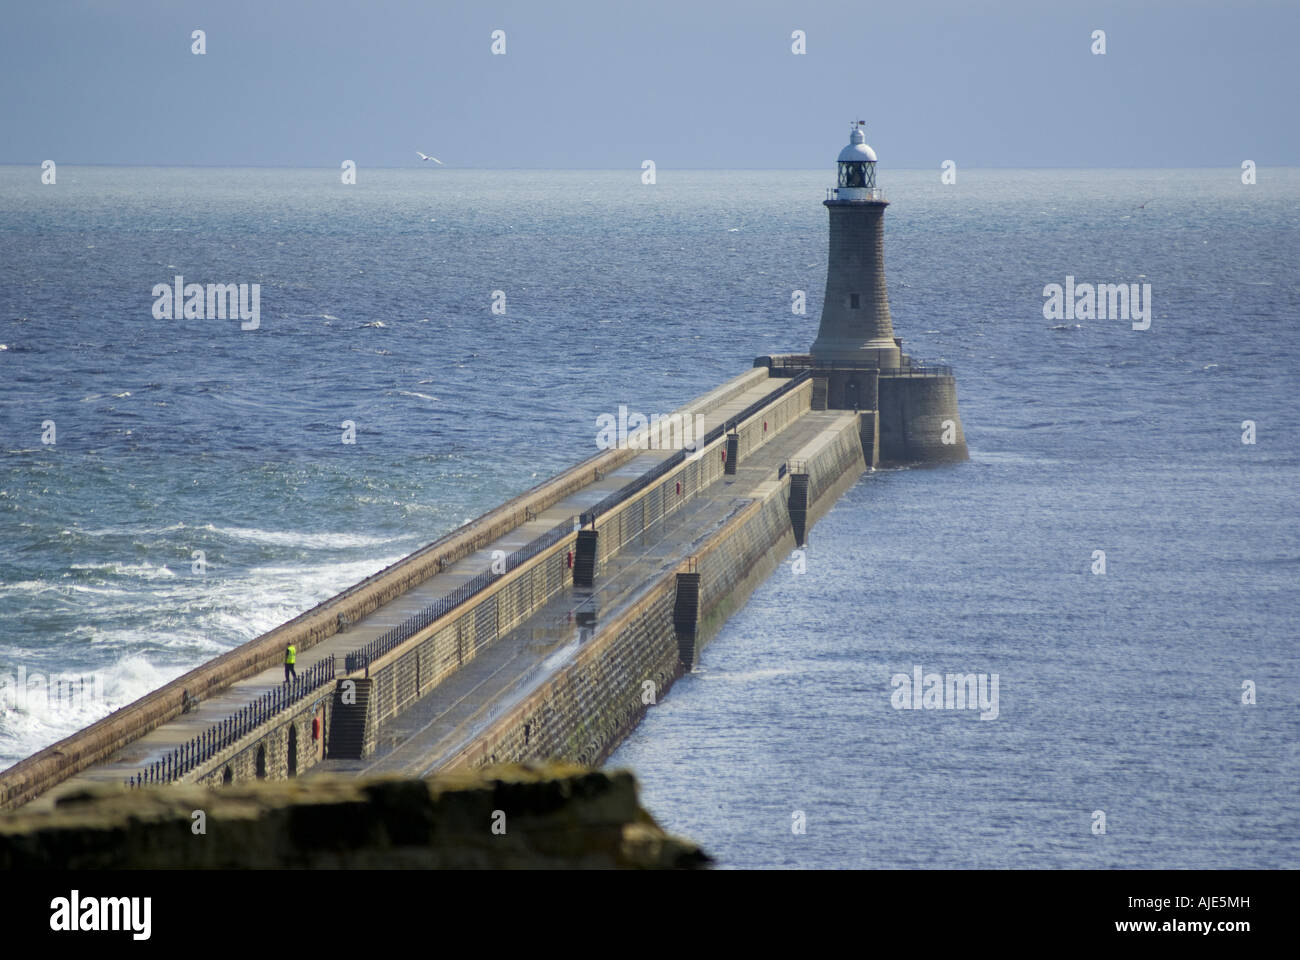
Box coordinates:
[0,764,709,869]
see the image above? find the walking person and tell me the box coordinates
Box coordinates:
[284,642,297,683]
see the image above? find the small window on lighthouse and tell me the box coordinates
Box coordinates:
[850,293,860,309]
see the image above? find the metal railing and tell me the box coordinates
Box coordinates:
[762,354,813,374]
[579,371,813,527]
[882,362,952,377]
[341,512,577,675]
[765,355,953,378]
[125,656,336,788]
[826,187,886,202]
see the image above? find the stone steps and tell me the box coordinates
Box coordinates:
[327,679,372,759]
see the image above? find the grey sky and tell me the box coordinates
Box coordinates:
[2,0,1296,168]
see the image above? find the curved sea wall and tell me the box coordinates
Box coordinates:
[878,372,968,464]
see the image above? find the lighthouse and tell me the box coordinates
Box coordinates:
[757,122,969,466]
[809,122,901,369]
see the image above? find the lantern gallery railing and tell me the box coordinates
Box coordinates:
[826,187,886,202]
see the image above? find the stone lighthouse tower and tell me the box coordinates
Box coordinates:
[758,122,969,466]
[809,123,901,370]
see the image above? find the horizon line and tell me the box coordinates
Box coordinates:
[3,162,1293,172]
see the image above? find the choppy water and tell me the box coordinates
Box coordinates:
[1,166,1296,867]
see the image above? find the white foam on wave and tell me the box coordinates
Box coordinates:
[77,521,188,538]
[68,561,177,580]
[0,580,57,595]
[247,554,406,587]
[0,535,417,766]
[0,654,196,768]
[203,524,409,550]
[58,583,133,597]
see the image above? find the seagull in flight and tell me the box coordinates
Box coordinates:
[416,152,444,164]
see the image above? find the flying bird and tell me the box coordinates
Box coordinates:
[416,152,444,164]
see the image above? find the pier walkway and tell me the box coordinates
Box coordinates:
[318,409,847,778]
[31,375,803,807]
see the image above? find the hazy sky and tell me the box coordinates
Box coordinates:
[2,0,1296,168]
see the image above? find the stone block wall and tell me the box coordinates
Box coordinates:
[593,378,812,567]
[441,411,867,775]
[190,689,333,787]
[448,574,682,773]
[365,548,575,735]
[877,373,969,464]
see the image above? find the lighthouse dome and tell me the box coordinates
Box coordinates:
[838,127,877,163]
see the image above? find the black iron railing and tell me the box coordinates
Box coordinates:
[764,354,953,378]
[882,362,952,377]
[759,354,813,375]
[125,656,336,788]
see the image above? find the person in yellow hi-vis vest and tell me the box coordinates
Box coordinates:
[284,643,297,683]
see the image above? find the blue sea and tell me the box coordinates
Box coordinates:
[1,166,1296,868]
